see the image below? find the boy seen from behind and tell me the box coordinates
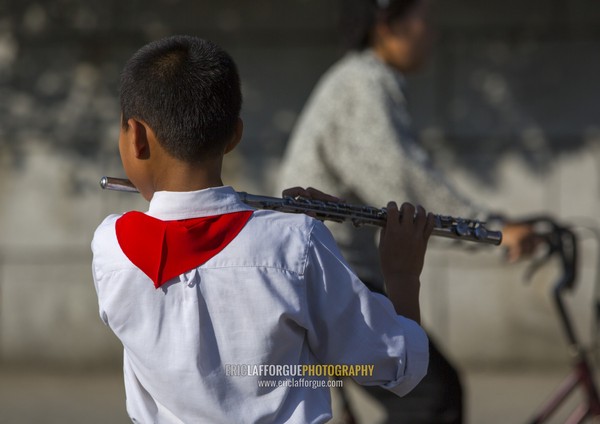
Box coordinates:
[92,35,434,423]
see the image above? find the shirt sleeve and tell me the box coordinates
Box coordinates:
[302,220,429,396]
[321,74,487,219]
[91,262,109,326]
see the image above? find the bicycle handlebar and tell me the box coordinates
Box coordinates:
[518,216,579,346]
[518,216,578,292]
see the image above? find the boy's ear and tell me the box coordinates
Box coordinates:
[224,117,243,154]
[128,118,151,159]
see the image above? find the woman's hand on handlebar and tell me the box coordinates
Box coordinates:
[502,222,544,263]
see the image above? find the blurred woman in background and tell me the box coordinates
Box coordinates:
[279,0,534,422]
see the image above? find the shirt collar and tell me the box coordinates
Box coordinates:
[146,186,253,220]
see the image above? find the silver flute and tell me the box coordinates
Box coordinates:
[100,176,502,245]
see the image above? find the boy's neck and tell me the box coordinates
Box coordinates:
[152,158,224,193]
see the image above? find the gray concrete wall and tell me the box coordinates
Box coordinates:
[1,0,600,370]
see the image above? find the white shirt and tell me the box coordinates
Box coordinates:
[91,186,428,424]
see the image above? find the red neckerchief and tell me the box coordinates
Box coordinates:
[116,210,253,288]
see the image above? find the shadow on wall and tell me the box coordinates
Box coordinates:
[418,31,600,186]
[0,1,340,192]
[1,1,599,190]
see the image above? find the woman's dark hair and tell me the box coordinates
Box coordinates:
[120,35,242,162]
[340,0,420,51]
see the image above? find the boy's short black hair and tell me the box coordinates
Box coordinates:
[120,35,242,162]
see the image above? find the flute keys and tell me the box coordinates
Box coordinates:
[455,220,471,237]
[474,225,489,240]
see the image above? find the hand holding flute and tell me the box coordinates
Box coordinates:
[282,186,434,323]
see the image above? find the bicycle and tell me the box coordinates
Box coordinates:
[521,217,600,423]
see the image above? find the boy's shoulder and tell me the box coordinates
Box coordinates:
[92,214,121,246]
[239,209,335,275]
[250,208,315,229]
[241,209,321,251]
[246,209,338,259]
[91,213,127,264]
[91,213,139,281]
